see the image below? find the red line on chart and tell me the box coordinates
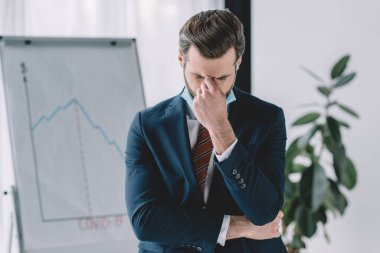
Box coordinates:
[74,105,93,215]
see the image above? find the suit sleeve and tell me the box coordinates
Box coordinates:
[214,107,287,226]
[125,112,224,253]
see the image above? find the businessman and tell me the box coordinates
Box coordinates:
[125,9,288,253]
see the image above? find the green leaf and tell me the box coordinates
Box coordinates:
[341,157,357,190]
[311,165,329,211]
[321,119,350,153]
[326,101,338,108]
[295,205,318,238]
[286,137,302,174]
[293,163,308,173]
[332,144,348,183]
[284,178,297,199]
[324,185,337,214]
[292,112,321,126]
[283,195,301,226]
[322,128,335,153]
[316,206,328,224]
[326,116,342,145]
[337,103,360,118]
[300,166,313,207]
[291,234,306,249]
[328,179,348,215]
[323,225,331,243]
[331,55,350,79]
[317,86,332,97]
[305,144,315,155]
[333,72,356,88]
[297,124,321,149]
[287,162,307,175]
[337,119,350,129]
[300,164,328,211]
[301,65,325,83]
[286,137,302,161]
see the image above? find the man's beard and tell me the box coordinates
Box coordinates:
[182,64,237,99]
[183,67,196,99]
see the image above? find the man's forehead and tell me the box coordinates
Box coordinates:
[186,47,236,76]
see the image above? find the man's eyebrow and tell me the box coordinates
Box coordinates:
[190,72,232,79]
[215,74,232,79]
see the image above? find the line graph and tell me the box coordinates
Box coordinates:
[31,98,124,159]
[28,95,127,220]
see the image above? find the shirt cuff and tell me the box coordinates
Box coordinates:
[217,215,230,246]
[215,139,238,162]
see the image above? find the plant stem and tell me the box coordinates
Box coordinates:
[317,88,332,163]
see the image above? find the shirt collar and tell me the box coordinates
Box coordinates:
[180,86,236,119]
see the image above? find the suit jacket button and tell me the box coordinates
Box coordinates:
[240,183,246,189]
[232,169,237,175]
[197,246,202,251]
[238,178,244,184]
[235,173,241,179]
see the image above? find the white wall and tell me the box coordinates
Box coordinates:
[253,0,380,252]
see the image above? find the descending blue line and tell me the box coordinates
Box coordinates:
[31,98,124,158]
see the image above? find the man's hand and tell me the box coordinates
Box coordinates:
[193,78,236,155]
[226,211,284,241]
[193,77,228,130]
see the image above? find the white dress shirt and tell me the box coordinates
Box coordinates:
[181,87,238,246]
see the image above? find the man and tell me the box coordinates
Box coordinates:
[125,9,288,253]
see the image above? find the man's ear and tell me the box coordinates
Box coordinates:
[236,57,242,70]
[178,50,185,68]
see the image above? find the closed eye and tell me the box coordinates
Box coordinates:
[191,72,231,81]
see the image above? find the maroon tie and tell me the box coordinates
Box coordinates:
[192,125,213,196]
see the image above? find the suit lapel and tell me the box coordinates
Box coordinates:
[165,96,203,203]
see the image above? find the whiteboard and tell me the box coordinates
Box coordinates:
[0,37,144,253]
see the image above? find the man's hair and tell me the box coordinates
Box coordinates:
[179,9,245,62]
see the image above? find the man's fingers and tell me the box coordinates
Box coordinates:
[200,83,208,96]
[204,77,216,93]
[270,220,281,238]
[268,214,282,238]
[275,210,284,219]
[276,218,282,237]
[195,88,202,99]
[271,211,283,224]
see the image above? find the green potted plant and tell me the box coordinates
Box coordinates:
[282,55,359,252]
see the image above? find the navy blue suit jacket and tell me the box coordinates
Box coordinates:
[125,87,288,253]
